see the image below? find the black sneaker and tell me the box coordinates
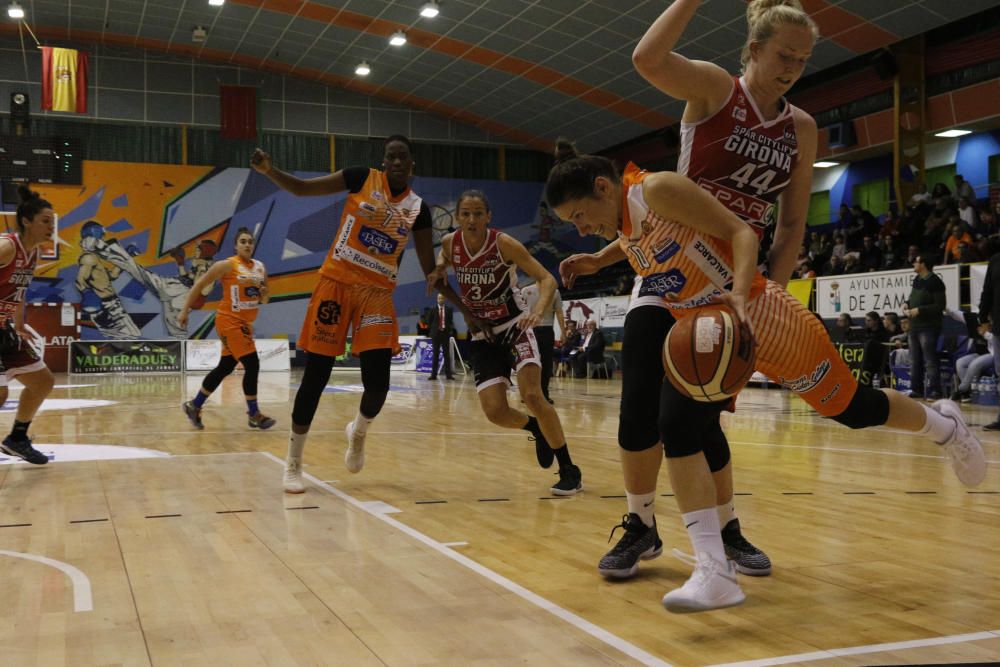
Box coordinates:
[908,391,925,400]
[598,513,662,579]
[550,464,582,496]
[1,435,48,465]
[182,400,204,430]
[983,421,1000,431]
[248,412,276,430]
[527,422,555,469]
[951,389,971,402]
[721,518,771,576]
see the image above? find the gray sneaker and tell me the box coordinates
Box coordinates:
[182,401,204,430]
[598,513,662,579]
[721,519,772,576]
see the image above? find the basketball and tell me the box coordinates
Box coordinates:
[662,306,756,402]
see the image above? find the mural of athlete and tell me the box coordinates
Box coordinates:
[76,221,142,339]
[79,221,191,338]
[178,227,275,430]
[0,186,57,465]
[174,239,218,309]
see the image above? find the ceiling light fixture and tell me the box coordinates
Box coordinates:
[419,1,440,18]
[8,2,25,19]
[389,30,407,46]
[355,61,371,76]
[813,161,840,168]
[934,129,971,138]
[208,0,225,6]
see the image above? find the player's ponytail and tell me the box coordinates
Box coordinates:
[545,137,620,209]
[741,0,818,71]
[15,185,53,233]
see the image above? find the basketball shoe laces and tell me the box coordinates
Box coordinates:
[671,549,737,587]
[606,514,647,553]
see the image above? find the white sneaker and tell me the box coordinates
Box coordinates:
[931,399,987,487]
[344,422,365,473]
[661,549,746,613]
[283,457,305,494]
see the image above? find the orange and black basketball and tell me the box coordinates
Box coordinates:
[662,306,756,402]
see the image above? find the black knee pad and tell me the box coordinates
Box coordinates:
[659,378,727,458]
[618,306,674,452]
[830,385,890,429]
[239,352,260,396]
[291,353,334,426]
[702,422,732,473]
[359,349,392,418]
[203,355,238,392]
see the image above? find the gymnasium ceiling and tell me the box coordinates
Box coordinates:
[8,0,1000,152]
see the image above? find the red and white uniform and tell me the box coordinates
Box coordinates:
[0,233,45,382]
[451,228,527,332]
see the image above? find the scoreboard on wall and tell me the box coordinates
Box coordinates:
[0,135,83,185]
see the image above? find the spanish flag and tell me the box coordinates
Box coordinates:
[41,47,88,113]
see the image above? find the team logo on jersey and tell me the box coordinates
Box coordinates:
[641,269,687,297]
[316,300,342,325]
[245,286,261,299]
[779,359,831,393]
[783,124,797,147]
[652,238,681,263]
[371,191,384,201]
[732,106,747,122]
[358,201,379,219]
[358,226,399,255]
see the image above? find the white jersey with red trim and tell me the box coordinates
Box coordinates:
[0,233,38,323]
[451,228,526,330]
[678,75,798,238]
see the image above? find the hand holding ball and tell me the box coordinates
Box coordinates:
[663,306,756,402]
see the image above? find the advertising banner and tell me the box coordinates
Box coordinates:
[814,265,959,319]
[185,339,289,371]
[70,340,182,373]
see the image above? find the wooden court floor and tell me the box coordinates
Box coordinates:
[0,370,998,667]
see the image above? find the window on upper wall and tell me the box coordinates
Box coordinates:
[808,190,831,227]
[852,179,889,216]
[989,154,1000,184]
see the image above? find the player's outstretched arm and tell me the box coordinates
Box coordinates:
[250,148,348,197]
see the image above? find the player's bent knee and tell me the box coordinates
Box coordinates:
[830,385,890,429]
[618,420,660,452]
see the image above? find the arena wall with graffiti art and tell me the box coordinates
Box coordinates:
[22,160,591,344]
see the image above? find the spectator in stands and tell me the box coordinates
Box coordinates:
[883,312,901,338]
[978,207,997,237]
[958,197,977,229]
[836,204,854,233]
[878,208,901,241]
[830,313,855,344]
[880,236,902,270]
[558,320,581,376]
[954,174,976,203]
[944,223,972,264]
[908,184,931,208]
[859,235,882,272]
[922,215,946,259]
[978,246,1000,429]
[931,182,953,207]
[851,204,880,241]
[905,254,946,400]
[892,315,910,349]
[860,311,890,387]
[822,254,845,276]
[842,254,861,274]
[830,233,847,260]
[571,319,606,378]
[950,316,991,403]
[906,244,920,266]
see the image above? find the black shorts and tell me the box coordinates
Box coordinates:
[469,326,541,392]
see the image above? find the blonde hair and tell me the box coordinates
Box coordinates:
[741,0,819,71]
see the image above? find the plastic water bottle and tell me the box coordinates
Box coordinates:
[987,377,999,406]
[972,379,982,404]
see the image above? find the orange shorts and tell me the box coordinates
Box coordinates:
[679,280,857,417]
[298,276,399,357]
[216,314,256,360]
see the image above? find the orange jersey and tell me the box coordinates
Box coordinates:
[217,256,267,324]
[617,163,766,315]
[319,168,423,289]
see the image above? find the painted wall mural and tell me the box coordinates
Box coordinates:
[24,160,589,343]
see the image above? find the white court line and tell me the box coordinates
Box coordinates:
[706,629,1000,667]
[258,451,672,667]
[0,550,93,612]
[441,541,468,547]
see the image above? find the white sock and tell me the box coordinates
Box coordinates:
[716,498,737,529]
[682,507,726,563]
[287,431,307,462]
[626,491,656,527]
[352,411,374,436]
[918,404,957,444]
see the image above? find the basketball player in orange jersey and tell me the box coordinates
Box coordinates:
[560,0,819,581]
[251,136,484,494]
[428,191,581,495]
[0,186,56,465]
[546,141,985,612]
[178,227,276,431]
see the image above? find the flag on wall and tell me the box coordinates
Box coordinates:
[220,86,258,140]
[41,47,88,113]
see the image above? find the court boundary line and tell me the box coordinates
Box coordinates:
[705,629,1000,667]
[0,550,93,612]
[257,451,673,667]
